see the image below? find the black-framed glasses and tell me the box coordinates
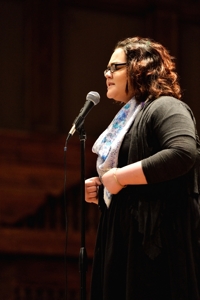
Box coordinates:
[104,63,127,76]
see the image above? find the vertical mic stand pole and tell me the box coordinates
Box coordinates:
[78,125,88,300]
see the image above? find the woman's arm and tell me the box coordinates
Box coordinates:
[101,161,147,195]
[102,102,197,195]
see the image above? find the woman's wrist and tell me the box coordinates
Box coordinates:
[113,168,127,188]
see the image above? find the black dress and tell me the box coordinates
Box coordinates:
[90,97,200,300]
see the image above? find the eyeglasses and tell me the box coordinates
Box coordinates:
[104,63,127,76]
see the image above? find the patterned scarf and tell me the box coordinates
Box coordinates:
[92,97,143,207]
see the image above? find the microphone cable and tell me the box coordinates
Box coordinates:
[63,143,69,300]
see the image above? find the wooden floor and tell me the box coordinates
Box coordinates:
[0,129,99,300]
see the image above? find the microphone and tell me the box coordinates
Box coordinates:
[67,91,100,141]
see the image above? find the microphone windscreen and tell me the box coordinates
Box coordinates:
[86,91,100,105]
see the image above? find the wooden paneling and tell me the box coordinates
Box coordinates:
[23,0,61,132]
[0,129,98,299]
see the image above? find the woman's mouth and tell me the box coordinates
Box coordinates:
[107,82,115,88]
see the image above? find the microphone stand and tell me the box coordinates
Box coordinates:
[77,125,88,300]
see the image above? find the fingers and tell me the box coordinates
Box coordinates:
[85,177,101,204]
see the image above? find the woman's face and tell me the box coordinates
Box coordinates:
[104,48,134,103]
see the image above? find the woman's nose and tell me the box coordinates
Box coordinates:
[104,70,112,78]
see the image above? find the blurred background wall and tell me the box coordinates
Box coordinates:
[0,0,200,299]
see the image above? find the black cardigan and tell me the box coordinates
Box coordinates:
[126,96,200,298]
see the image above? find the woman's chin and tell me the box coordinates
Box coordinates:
[106,91,114,99]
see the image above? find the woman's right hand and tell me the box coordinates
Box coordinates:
[85,177,102,205]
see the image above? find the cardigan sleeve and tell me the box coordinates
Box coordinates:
[141,98,198,184]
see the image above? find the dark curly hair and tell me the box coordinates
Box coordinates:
[115,37,182,102]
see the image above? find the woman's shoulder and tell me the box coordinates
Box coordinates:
[149,96,182,108]
[139,96,197,130]
[146,96,193,117]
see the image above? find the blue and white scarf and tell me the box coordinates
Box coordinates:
[92,97,143,207]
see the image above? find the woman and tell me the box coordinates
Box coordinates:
[85,37,200,300]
